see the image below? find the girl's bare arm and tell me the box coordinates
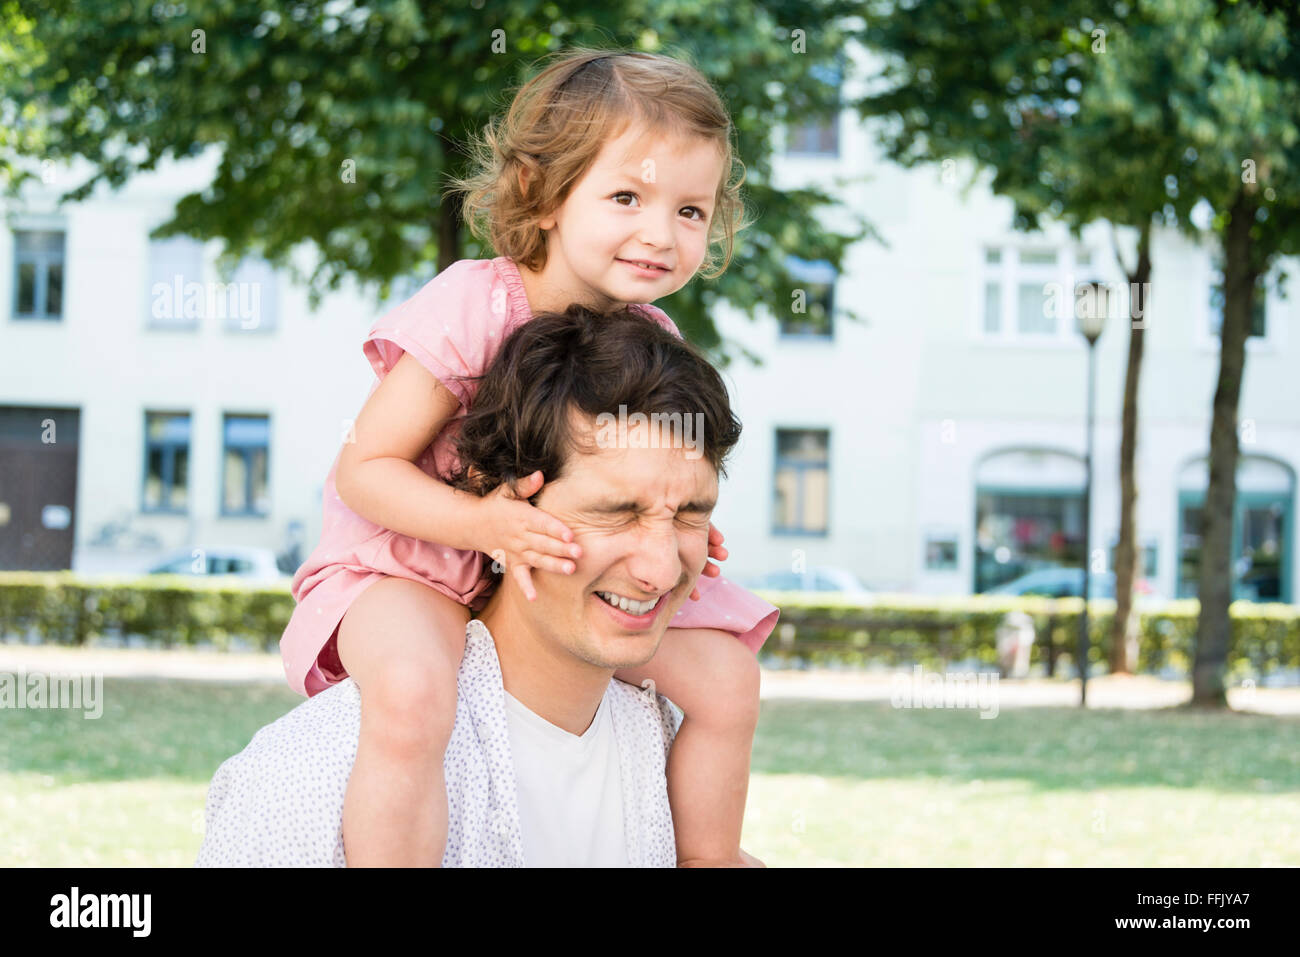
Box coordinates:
[334,352,486,551]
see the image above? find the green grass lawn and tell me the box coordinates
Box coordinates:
[1,678,1297,866]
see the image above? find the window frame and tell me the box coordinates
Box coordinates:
[1198,254,1282,355]
[771,427,832,538]
[140,411,192,515]
[219,413,272,518]
[783,59,845,158]
[144,234,206,331]
[1175,488,1292,604]
[779,256,837,340]
[975,244,1099,346]
[12,229,67,322]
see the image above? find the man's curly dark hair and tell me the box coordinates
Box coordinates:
[442,304,742,508]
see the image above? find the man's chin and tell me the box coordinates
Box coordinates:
[583,592,682,668]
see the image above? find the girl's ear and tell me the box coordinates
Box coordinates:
[518,167,557,231]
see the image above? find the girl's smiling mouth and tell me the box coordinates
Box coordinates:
[617,258,672,277]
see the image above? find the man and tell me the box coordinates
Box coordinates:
[196,306,766,867]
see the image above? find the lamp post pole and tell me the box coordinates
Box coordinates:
[1076,280,1108,708]
[1079,334,1097,707]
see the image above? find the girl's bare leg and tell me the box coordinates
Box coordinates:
[335,576,471,867]
[613,626,762,866]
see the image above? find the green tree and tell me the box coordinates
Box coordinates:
[852,0,1299,704]
[853,0,1179,679]
[1179,0,1299,705]
[0,0,872,355]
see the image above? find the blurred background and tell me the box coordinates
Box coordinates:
[0,0,1297,867]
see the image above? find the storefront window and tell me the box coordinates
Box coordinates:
[1176,456,1293,603]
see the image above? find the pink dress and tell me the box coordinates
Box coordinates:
[280,256,780,697]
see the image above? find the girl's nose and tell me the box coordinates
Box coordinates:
[638,209,676,250]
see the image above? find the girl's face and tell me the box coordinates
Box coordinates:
[527,123,726,313]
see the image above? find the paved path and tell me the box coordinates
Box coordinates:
[2,642,1297,714]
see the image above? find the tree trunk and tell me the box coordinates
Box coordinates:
[1192,189,1258,708]
[437,186,463,274]
[437,130,464,273]
[1109,222,1151,675]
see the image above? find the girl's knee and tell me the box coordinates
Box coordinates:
[361,650,459,748]
[338,578,469,680]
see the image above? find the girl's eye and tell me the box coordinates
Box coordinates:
[612,192,708,222]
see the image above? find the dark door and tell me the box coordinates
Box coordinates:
[0,406,81,570]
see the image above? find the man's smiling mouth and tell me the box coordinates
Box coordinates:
[595,590,662,615]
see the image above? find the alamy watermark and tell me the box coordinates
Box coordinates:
[0,670,103,719]
[593,405,705,460]
[890,665,999,719]
[50,887,150,936]
[151,274,263,329]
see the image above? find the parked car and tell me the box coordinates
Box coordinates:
[146,546,290,583]
[985,566,1158,601]
[741,566,872,598]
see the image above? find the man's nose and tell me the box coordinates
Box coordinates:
[624,522,684,595]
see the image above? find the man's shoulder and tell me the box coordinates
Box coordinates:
[605,678,683,750]
[196,679,362,867]
[224,678,362,780]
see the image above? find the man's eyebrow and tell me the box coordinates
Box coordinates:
[584,498,716,515]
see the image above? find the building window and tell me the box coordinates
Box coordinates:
[785,61,842,157]
[981,245,1094,340]
[781,256,836,338]
[222,256,278,332]
[147,235,205,328]
[973,448,1088,592]
[975,490,1085,592]
[142,412,191,513]
[786,118,839,156]
[221,414,270,516]
[13,230,65,321]
[1176,456,1292,603]
[924,533,960,571]
[773,428,830,535]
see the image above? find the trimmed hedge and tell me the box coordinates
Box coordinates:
[0,574,1297,678]
[752,591,1300,680]
[0,572,293,653]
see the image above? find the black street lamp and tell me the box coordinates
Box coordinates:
[1076,281,1109,707]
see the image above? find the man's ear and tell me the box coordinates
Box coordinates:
[466,464,495,495]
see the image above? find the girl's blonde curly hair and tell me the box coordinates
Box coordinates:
[446,47,751,280]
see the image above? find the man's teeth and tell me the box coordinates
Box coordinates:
[597,591,658,615]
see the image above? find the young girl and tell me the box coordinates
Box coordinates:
[280,48,779,867]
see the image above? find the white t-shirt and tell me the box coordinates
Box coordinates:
[502,688,629,867]
[196,619,682,867]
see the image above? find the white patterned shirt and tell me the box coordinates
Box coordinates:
[196,619,682,867]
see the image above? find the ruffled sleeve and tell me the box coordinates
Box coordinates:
[669,573,780,655]
[362,258,512,410]
[631,301,684,340]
